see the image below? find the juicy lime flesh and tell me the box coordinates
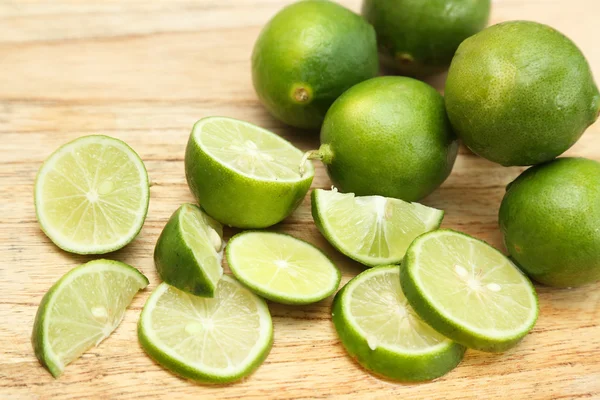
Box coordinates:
[347,267,449,352]
[142,277,272,378]
[197,118,309,181]
[315,189,443,265]
[180,204,223,284]
[228,232,339,302]
[39,261,148,374]
[36,136,148,253]
[412,232,537,336]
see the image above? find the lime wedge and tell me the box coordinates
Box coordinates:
[332,265,465,382]
[35,135,150,254]
[312,188,443,267]
[138,276,273,383]
[401,229,539,352]
[32,259,149,377]
[154,204,224,297]
[226,231,341,305]
[185,117,314,228]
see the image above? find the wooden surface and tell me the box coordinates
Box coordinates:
[1,0,599,398]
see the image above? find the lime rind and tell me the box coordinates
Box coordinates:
[226,231,341,305]
[401,229,539,352]
[138,276,273,383]
[32,259,149,377]
[332,266,465,382]
[312,188,444,267]
[34,135,150,255]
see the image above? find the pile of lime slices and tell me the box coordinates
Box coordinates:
[31,117,539,384]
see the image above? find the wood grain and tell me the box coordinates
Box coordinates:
[1,0,599,398]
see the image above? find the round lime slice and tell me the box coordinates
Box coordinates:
[185,117,314,228]
[332,265,465,382]
[138,276,273,384]
[154,204,224,297]
[401,229,539,352]
[312,188,444,267]
[35,135,150,254]
[32,259,149,377]
[226,231,341,305]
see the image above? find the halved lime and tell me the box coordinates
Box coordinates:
[138,276,273,383]
[312,188,444,267]
[154,204,223,297]
[185,117,314,228]
[32,259,149,377]
[35,135,150,254]
[226,231,341,305]
[332,265,465,382]
[401,230,539,352]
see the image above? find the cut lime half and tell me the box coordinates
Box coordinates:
[32,259,149,377]
[401,230,539,352]
[35,135,150,254]
[312,188,443,266]
[185,117,314,228]
[138,276,273,384]
[226,231,341,305]
[154,204,224,297]
[332,265,465,382]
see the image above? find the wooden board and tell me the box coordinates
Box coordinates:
[1,0,599,398]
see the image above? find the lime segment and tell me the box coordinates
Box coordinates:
[154,204,224,297]
[312,188,444,266]
[226,232,341,305]
[32,260,149,377]
[401,229,539,352]
[35,135,149,254]
[332,266,465,382]
[185,117,314,228]
[138,276,273,383]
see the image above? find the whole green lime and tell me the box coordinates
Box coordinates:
[315,76,458,202]
[445,21,600,166]
[252,0,379,130]
[499,158,600,287]
[362,0,490,77]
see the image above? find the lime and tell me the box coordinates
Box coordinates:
[311,188,443,267]
[362,0,490,77]
[34,135,150,254]
[138,276,273,383]
[332,265,465,382]
[32,259,149,377]
[401,230,538,352]
[307,76,458,202]
[252,0,379,129]
[226,231,340,305]
[154,204,224,297]
[445,21,600,166]
[185,117,314,228]
[500,158,600,287]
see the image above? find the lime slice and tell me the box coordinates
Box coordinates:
[226,231,341,305]
[138,276,273,383]
[312,188,444,267]
[185,117,314,228]
[401,229,539,352]
[154,204,224,297]
[35,135,150,254]
[332,265,465,382]
[32,259,149,377]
